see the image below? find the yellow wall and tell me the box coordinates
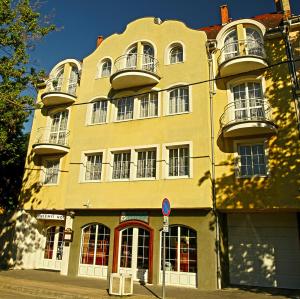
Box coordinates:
[22,18,213,211]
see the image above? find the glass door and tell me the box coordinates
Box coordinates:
[142,44,155,72]
[119,227,149,282]
[42,226,64,271]
[49,110,69,145]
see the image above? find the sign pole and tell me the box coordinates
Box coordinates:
[162,230,166,299]
[161,198,170,299]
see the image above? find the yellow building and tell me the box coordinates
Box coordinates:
[202,0,300,290]
[17,0,300,291]
[19,17,217,289]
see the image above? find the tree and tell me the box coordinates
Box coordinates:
[0,0,55,211]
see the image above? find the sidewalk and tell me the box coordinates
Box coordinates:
[0,269,299,299]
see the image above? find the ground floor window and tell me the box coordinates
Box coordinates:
[80,223,110,266]
[161,225,197,273]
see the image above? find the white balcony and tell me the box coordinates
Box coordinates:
[110,54,160,90]
[41,79,77,107]
[32,127,70,155]
[220,99,277,138]
[218,40,268,77]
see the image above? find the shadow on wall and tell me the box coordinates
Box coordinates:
[0,152,43,269]
[199,37,300,288]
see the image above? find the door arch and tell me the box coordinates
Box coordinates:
[112,220,154,283]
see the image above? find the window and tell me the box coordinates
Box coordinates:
[169,87,189,114]
[237,143,267,177]
[224,30,238,60]
[112,151,131,179]
[161,226,197,273]
[126,45,137,69]
[137,149,156,178]
[101,59,112,77]
[49,110,69,146]
[117,97,134,121]
[80,224,110,266]
[139,93,158,118]
[68,66,78,95]
[85,154,103,181]
[91,100,107,124]
[169,45,183,63]
[168,146,189,177]
[44,159,59,184]
[142,44,155,72]
[232,82,264,121]
[51,67,64,92]
[246,28,264,57]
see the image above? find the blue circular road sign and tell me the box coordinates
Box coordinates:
[162,198,171,216]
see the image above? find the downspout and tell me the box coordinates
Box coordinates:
[282,22,300,136]
[206,40,221,290]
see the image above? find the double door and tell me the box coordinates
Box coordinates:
[118,227,150,282]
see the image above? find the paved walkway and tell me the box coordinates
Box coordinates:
[0,269,299,299]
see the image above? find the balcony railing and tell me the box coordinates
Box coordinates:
[113,54,159,74]
[45,79,77,96]
[220,98,273,128]
[218,39,266,65]
[34,127,70,148]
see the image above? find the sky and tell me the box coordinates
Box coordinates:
[24,0,300,131]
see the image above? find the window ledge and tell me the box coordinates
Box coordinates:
[166,111,190,117]
[165,61,185,66]
[86,122,108,127]
[42,183,59,186]
[114,118,134,123]
[79,180,102,184]
[165,175,191,180]
[236,175,268,179]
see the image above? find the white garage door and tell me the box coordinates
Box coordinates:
[228,213,300,289]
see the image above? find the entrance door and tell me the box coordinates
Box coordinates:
[119,227,150,282]
[42,226,64,271]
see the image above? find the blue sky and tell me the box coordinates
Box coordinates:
[24,0,300,131]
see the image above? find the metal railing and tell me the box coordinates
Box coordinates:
[218,40,266,65]
[34,127,70,148]
[113,54,159,74]
[220,98,273,128]
[45,79,77,96]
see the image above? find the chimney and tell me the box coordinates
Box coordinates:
[96,36,104,48]
[220,5,229,25]
[274,0,291,18]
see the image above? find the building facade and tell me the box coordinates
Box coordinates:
[16,0,300,291]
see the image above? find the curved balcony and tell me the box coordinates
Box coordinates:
[220,99,277,138]
[218,40,268,77]
[32,128,70,155]
[110,54,160,90]
[41,79,77,107]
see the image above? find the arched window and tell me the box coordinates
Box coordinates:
[101,59,112,77]
[169,45,183,64]
[224,30,238,60]
[68,65,78,95]
[90,99,108,124]
[142,44,155,71]
[44,226,64,261]
[52,67,64,92]
[80,224,110,266]
[246,28,264,56]
[126,45,137,69]
[160,225,197,286]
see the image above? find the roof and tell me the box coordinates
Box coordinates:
[199,12,284,39]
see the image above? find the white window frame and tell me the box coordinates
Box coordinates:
[109,149,132,181]
[115,97,135,122]
[79,149,106,183]
[137,92,159,119]
[100,59,112,78]
[165,41,186,65]
[234,139,269,179]
[41,158,61,186]
[86,97,109,126]
[164,84,192,116]
[162,141,193,179]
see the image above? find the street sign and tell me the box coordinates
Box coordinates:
[162,198,171,216]
[163,215,169,233]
